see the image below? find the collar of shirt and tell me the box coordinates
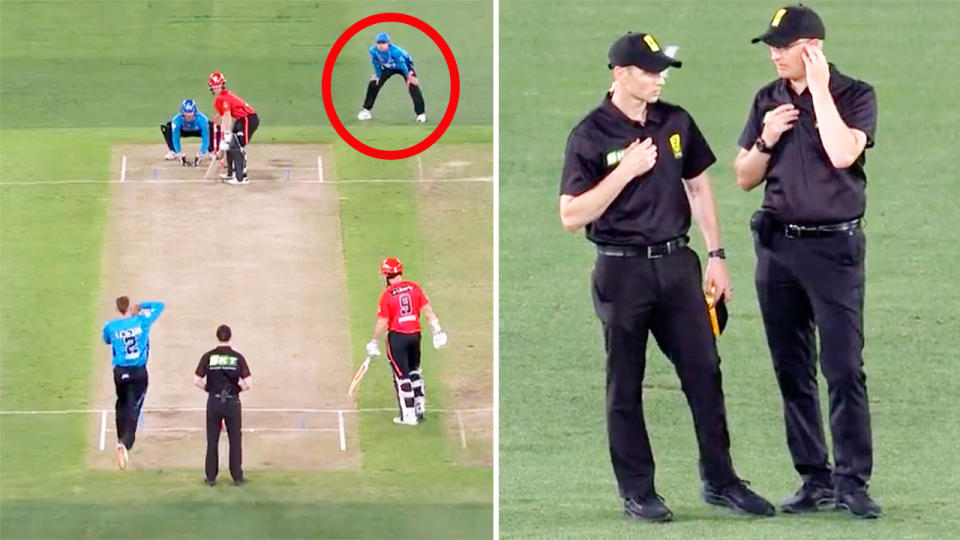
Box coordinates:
[598,95,665,129]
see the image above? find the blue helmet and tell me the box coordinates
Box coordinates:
[180,99,198,114]
[375,32,390,43]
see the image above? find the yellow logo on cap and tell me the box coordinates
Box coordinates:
[643,35,661,52]
[669,133,682,159]
[771,8,787,27]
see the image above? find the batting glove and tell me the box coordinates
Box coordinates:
[432,330,448,349]
[218,139,230,153]
[429,319,447,349]
[365,339,381,357]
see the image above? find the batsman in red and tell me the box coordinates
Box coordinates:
[207,72,260,185]
[366,257,447,426]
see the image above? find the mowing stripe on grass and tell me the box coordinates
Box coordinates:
[0,176,492,186]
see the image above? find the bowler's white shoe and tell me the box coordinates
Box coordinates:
[163,151,176,160]
[357,109,372,121]
[393,416,418,426]
[416,114,427,123]
[115,443,128,470]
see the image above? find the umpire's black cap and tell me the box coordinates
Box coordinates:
[216,324,231,342]
[752,4,825,47]
[608,32,681,72]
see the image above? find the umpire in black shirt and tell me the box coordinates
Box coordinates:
[194,324,252,486]
[734,5,880,519]
[560,31,774,522]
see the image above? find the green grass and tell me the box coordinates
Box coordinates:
[499,1,960,538]
[0,1,491,538]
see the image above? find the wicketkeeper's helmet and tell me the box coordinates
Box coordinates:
[180,99,197,114]
[208,72,225,88]
[380,257,403,276]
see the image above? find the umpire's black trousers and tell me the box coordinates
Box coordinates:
[114,366,148,450]
[592,246,738,499]
[205,394,243,482]
[754,223,871,492]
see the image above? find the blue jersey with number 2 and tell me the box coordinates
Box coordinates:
[103,302,166,368]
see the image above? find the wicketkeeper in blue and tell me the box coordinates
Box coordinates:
[102,296,165,470]
[357,32,427,123]
[160,99,216,165]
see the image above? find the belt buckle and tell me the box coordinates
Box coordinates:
[784,225,800,239]
[647,245,665,259]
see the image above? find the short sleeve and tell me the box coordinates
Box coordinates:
[215,97,229,116]
[377,291,390,318]
[195,353,208,377]
[560,131,603,196]
[681,114,717,180]
[419,285,429,306]
[238,355,251,378]
[737,95,763,150]
[840,84,877,148]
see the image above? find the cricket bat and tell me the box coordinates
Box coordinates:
[203,153,220,181]
[347,356,373,397]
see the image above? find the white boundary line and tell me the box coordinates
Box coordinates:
[0,177,492,187]
[98,410,107,450]
[337,410,346,451]
[0,407,492,415]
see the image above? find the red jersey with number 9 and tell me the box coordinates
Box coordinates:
[214,89,256,119]
[377,280,429,334]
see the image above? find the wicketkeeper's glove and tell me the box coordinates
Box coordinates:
[430,319,448,349]
[365,339,381,357]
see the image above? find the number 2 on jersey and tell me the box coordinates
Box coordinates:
[123,336,140,359]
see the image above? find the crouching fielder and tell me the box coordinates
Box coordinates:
[366,257,447,426]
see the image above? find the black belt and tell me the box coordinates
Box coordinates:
[211,391,238,401]
[596,236,688,259]
[783,219,861,239]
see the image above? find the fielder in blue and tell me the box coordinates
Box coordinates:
[357,32,427,123]
[160,99,215,165]
[102,296,165,469]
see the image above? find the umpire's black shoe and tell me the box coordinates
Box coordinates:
[232,478,246,487]
[204,478,216,487]
[781,483,835,513]
[836,488,882,519]
[623,493,673,522]
[702,480,776,516]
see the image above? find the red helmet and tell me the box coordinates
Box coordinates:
[208,72,225,87]
[380,257,403,275]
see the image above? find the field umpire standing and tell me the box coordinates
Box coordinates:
[734,5,880,518]
[195,324,252,486]
[559,31,774,522]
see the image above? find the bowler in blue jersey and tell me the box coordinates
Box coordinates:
[102,295,165,469]
[357,32,427,123]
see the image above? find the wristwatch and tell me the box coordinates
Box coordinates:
[754,137,774,154]
[708,249,726,259]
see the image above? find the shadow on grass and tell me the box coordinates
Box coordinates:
[0,500,493,539]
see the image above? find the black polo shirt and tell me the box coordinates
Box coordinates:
[196,345,250,396]
[561,97,716,245]
[738,65,877,224]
